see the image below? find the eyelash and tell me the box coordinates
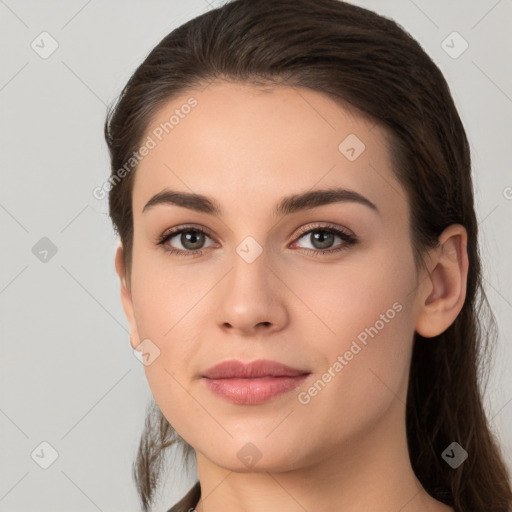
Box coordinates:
[156,223,357,258]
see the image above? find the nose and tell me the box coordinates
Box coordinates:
[214,249,289,337]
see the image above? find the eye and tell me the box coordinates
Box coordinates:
[291,224,357,256]
[156,225,216,257]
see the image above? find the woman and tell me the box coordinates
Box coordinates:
[103,0,512,510]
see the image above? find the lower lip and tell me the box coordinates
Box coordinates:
[202,375,310,405]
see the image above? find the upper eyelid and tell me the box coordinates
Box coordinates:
[160,223,214,240]
[294,222,353,236]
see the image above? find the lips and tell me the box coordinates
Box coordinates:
[201,359,310,379]
[200,359,311,405]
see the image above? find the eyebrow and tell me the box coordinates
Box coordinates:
[142,187,379,217]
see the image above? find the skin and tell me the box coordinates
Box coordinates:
[115,81,468,512]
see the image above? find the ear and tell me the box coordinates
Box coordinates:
[415,224,469,338]
[114,242,140,349]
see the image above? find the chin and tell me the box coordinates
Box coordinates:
[199,438,310,474]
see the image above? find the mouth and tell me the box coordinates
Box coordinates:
[201,359,311,405]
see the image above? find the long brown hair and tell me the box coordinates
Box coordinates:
[104,1,512,511]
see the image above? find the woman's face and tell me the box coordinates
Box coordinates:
[118,81,428,472]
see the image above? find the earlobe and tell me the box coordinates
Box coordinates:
[415,224,469,338]
[114,242,140,349]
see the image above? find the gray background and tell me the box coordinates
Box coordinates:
[0,0,511,511]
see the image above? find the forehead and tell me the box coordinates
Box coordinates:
[132,81,407,221]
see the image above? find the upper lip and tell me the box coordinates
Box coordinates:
[201,359,310,379]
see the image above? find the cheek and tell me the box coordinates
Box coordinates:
[139,321,202,442]
[130,245,202,342]
[285,241,416,343]
[289,244,417,411]
[129,259,203,411]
